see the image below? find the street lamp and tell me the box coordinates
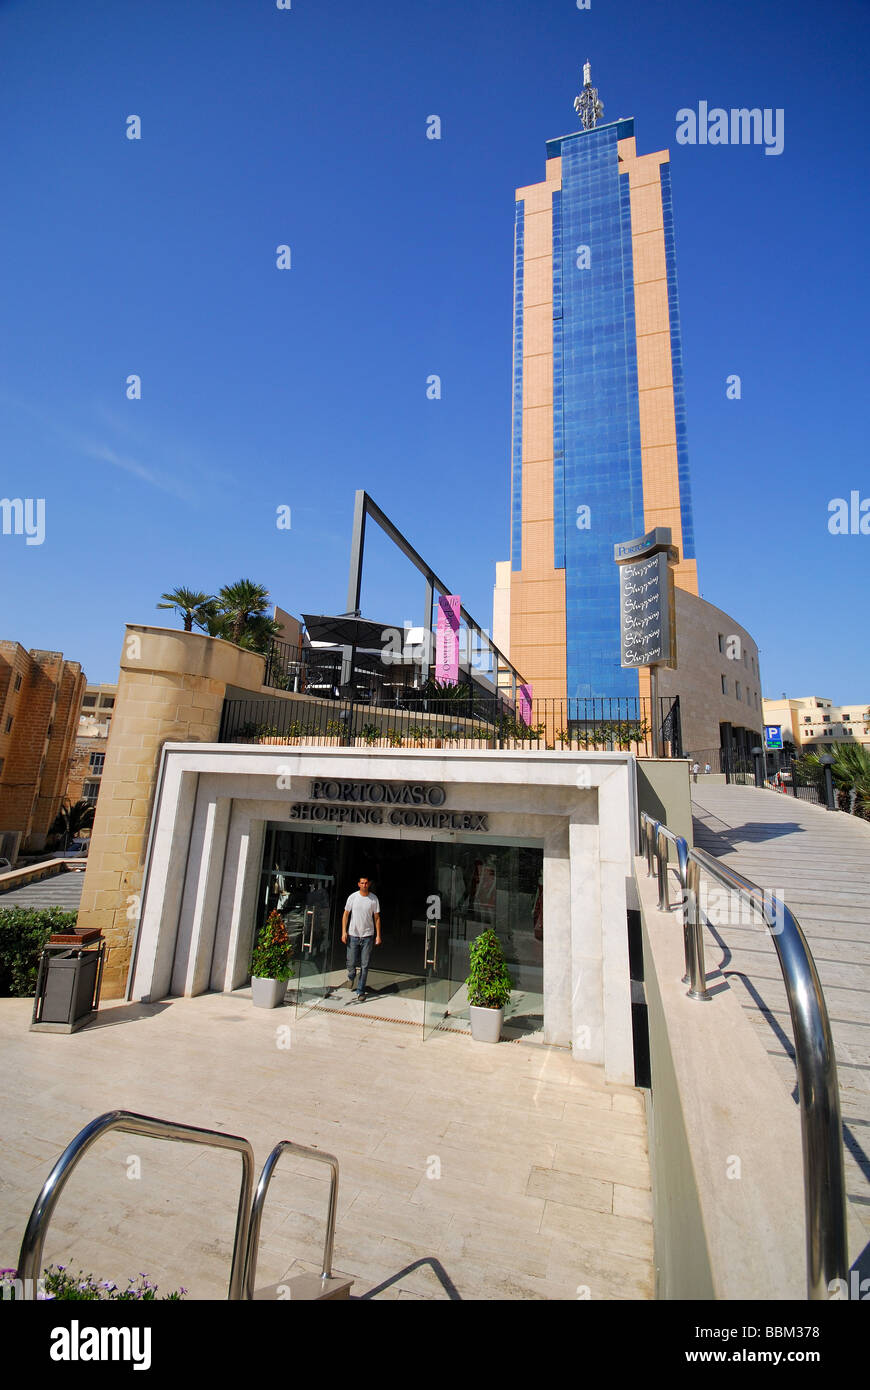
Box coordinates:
[819,755,836,811]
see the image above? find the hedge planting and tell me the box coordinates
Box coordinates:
[0,908,78,996]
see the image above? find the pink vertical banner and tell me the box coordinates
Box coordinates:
[519,683,533,726]
[435,595,461,684]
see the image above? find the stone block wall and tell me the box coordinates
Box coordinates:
[0,643,85,850]
[75,627,265,998]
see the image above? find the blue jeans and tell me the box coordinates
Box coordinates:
[346,934,374,993]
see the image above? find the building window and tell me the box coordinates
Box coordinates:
[14,673,22,692]
[89,752,105,774]
[82,782,100,805]
[735,681,742,701]
[803,716,811,723]
[718,634,725,653]
[82,695,97,708]
[4,717,11,734]
[721,675,727,695]
[100,697,115,709]
[843,714,851,721]
[822,715,831,723]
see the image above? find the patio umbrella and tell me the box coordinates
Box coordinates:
[301,614,394,651]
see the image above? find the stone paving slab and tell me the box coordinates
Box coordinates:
[0,990,653,1301]
[691,785,870,1262]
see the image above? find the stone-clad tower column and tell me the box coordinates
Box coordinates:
[76,626,264,997]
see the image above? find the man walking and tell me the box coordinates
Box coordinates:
[342,876,381,1002]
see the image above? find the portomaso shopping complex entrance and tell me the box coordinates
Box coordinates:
[127,743,640,1083]
[259,797,543,1037]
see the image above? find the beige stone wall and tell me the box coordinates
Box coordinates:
[508,160,568,700]
[656,591,763,754]
[76,627,265,998]
[618,137,698,598]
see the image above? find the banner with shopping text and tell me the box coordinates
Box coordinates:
[435,595,461,685]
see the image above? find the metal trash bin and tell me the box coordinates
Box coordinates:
[30,933,105,1034]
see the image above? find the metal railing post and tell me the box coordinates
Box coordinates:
[242,1141,340,1299]
[683,857,710,1001]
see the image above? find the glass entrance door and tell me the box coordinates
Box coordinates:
[281,869,335,1017]
[260,829,339,1018]
[422,852,465,1039]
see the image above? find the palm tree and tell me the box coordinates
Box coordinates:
[211,580,278,650]
[50,799,96,850]
[156,588,215,633]
[801,744,870,817]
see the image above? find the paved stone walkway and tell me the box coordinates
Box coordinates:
[0,992,653,1300]
[0,870,85,910]
[690,784,870,1265]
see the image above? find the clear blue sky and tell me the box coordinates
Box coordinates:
[1,0,867,701]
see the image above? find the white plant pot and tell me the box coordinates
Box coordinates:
[469,1004,504,1044]
[251,976,287,1009]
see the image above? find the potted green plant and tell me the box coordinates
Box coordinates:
[465,928,513,1043]
[250,909,294,1008]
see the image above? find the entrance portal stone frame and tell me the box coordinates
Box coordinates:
[128,746,639,1085]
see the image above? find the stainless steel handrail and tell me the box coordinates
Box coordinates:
[637,809,849,1298]
[640,812,707,998]
[688,847,848,1300]
[242,1141,339,1299]
[655,823,689,914]
[16,1110,255,1300]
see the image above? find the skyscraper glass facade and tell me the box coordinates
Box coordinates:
[556,124,645,698]
[507,115,697,702]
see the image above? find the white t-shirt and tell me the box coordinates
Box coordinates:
[345,891,380,938]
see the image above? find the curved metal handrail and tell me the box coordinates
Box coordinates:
[16,1110,255,1300]
[688,847,848,1300]
[637,809,848,1298]
[242,1140,339,1300]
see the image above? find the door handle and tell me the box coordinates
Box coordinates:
[425,921,438,970]
[302,909,315,952]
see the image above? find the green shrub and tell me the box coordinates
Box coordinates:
[251,910,295,982]
[0,908,78,997]
[466,928,513,1010]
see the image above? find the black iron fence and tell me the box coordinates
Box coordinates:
[219,692,682,756]
[686,746,832,804]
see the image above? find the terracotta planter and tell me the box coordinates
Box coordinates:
[251,976,287,1008]
[469,1004,504,1043]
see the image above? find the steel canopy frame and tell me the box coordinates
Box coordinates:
[344,489,526,702]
